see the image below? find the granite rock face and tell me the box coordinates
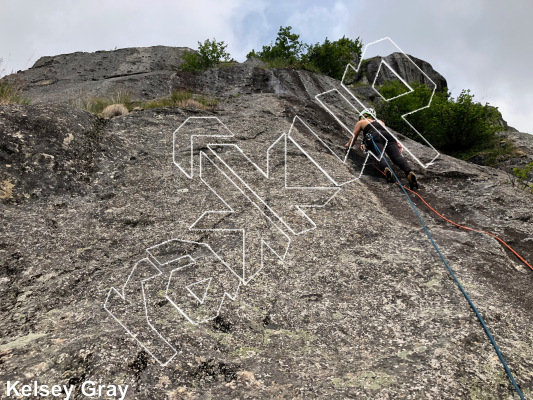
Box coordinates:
[356,52,448,92]
[0,104,107,202]
[4,46,191,103]
[496,131,533,173]
[1,47,533,399]
[171,60,341,100]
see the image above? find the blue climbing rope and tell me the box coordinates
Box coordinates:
[369,136,524,400]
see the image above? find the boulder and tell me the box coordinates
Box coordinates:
[356,52,448,91]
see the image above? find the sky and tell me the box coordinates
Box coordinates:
[1,0,532,134]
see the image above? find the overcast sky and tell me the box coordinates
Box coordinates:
[1,0,532,134]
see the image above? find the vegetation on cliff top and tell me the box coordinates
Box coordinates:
[179,26,363,81]
[246,26,363,81]
[180,27,508,164]
[180,38,235,72]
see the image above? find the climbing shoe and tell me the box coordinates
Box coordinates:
[384,167,393,183]
[408,171,419,190]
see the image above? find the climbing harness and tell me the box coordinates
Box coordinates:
[361,133,403,154]
[369,137,525,400]
[360,138,403,155]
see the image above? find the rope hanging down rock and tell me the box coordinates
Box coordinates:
[369,136,525,400]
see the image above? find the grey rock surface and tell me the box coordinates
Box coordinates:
[171,63,341,100]
[0,104,106,202]
[356,52,448,92]
[1,47,533,399]
[4,46,191,104]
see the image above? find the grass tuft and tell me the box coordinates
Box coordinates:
[70,90,132,114]
[0,58,30,105]
[72,90,217,115]
[0,79,30,105]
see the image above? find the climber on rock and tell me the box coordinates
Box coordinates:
[345,108,418,189]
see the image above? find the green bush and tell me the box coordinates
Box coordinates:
[513,161,533,181]
[247,26,363,80]
[513,161,533,182]
[247,26,305,66]
[375,80,503,156]
[304,36,362,80]
[181,38,233,72]
[513,161,533,193]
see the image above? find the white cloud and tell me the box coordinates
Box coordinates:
[285,1,353,42]
[1,0,245,72]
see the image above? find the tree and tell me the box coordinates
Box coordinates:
[304,36,363,80]
[181,38,233,72]
[248,27,363,79]
[247,26,305,65]
[375,80,503,155]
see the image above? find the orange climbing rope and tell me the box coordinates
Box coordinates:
[374,165,533,272]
